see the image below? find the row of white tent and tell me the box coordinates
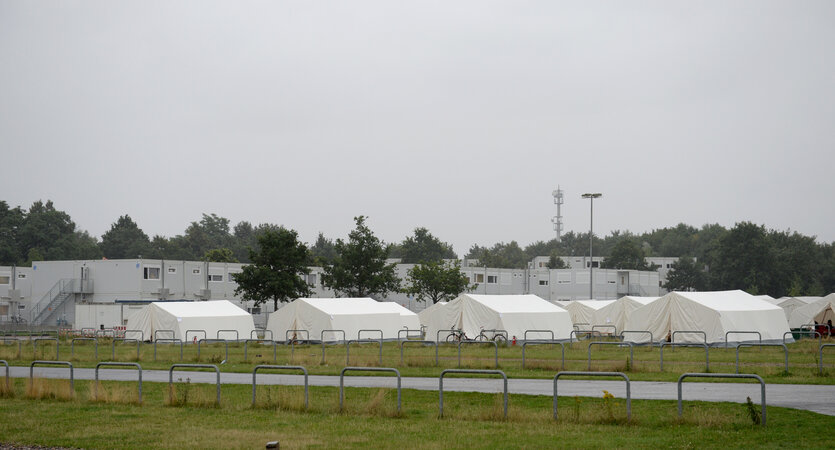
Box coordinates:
[125,291,833,345]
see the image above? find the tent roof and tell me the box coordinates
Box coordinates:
[464,294,567,313]
[619,296,658,305]
[151,300,249,317]
[671,290,781,312]
[567,299,615,310]
[375,301,419,317]
[296,298,392,315]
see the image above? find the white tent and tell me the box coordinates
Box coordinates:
[770,296,818,321]
[788,294,835,329]
[624,290,791,344]
[563,300,615,329]
[265,298,403,341]
[125,300,255,342]
[374,301,422,330]
[418,301,446,327]
[593,296,659,335]
[423,294,574,342]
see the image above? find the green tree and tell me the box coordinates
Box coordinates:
[547,250,568,269]
[17,200,96,262]
[662,256,706,291]
[232,228,311,310]
[602,239,652,270]
[310,232,338,266]
[710,222,776,294]
[399,227,457,263]
[0,201,26,264]
[203,248,239,263]
[466,241,528,269]
[321,216,400,298]
[100,215,151,259]
[403,260,472,304]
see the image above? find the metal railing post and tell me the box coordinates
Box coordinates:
[523,330,555,342]
[677,373,765,426]
[197,339,229,362]
[735,343,788,374]
[168,364,221,405]
[522,340,565,370]
[553,371,630,420]
[321,330,346,364]
[724,331,762,348]
[95,362,142,403]
[154,339,183,362]
[820,344,835,374]
[784,330,821,346]
[619,330,655,348]
[671,331,707,346]
[33,337,59,360]
[252,365,308,409]
[111,338,141,360]
[340,367,401,413]
[30,360,74,393]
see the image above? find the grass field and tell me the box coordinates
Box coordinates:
[2,336,833,385]
[0,376,834,449]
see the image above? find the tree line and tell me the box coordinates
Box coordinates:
[1,199,832,299]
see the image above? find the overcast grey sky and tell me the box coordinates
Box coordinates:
[2,1,834,256]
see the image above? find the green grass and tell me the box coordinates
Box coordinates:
[3,337,834,385]
[0,377,832,449]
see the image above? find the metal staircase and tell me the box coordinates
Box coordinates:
[29,279,78,326]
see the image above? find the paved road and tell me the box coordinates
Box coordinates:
[8,366,835,416]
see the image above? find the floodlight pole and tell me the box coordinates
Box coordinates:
[581,193,602,299]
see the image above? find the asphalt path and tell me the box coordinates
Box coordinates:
[8,366,835,416]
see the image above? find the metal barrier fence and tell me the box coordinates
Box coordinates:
[358,329,383,341]
[820,344,835,374]
[569,330,602,344]
[553,371,631,420]
[94,329,116,339]
[671,331,707,346]
[340,367,401,413]
[217,330,239,342]
[251,329,273,341]
[197,339,229,362]
[244,339,276,362]
[660,342,709,371]
[458,340,498,368]
[523,330,555,341]
[724,331,762,348]
[168,364,221,405]
[154,339,183,362]
[400,340,439,365]
[573,323,590,331]
[252,365,308,409]
[620,331,655,348]
[439,369,507,418]
[521,340,565,370]
[285,329,310,343]
[71,337,98,360]
[677,373,765,426]
[784,330,821,346]
[398,329,423,341]
[591,325,617,337]
[30,360,74,392]
[0,337,22,356]
[94,362,142,403]
[33,337,59,360]
[124,330,145,341]
[154,330,175,341]
[736,343,788,374]
[0,359,8,388]
[346,339,382,365]
[476,329,508,342]
[111,338,141,360]
[185,330,207,343]
[81,328,96,337]
[588,341,634,371]
[436,329,466,343]
[321,330,346,364]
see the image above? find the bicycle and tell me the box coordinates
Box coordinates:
[475,329,508,344]
[445,328,467,343]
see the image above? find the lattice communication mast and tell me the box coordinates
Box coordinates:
[551,187,564,242]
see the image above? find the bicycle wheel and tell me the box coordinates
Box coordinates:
[493,334,507,344]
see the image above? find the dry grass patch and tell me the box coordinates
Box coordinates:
[25,377,73,401]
